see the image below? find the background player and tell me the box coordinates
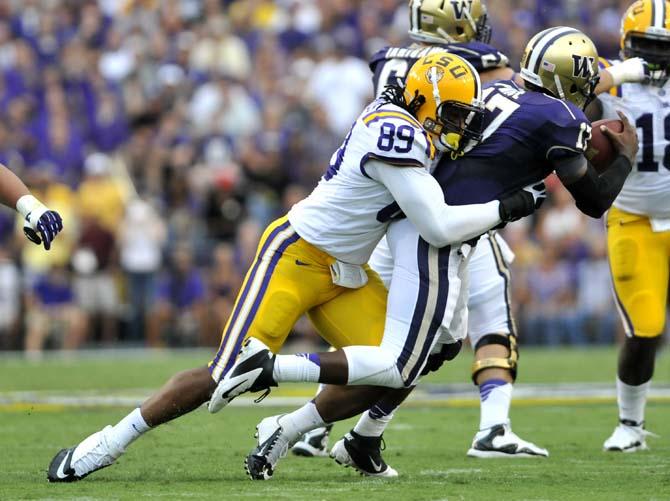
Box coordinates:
[593,0,670,453]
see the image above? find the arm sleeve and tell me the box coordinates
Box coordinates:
[366,160,502,247]
[555,154,632,219]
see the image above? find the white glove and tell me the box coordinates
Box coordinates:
[606,57,649,86]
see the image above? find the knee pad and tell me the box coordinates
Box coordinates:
[471,333,519,383]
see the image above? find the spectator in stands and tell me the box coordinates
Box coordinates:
[147,244,206,348]
[24,264,87,356]
[118,197,166,342]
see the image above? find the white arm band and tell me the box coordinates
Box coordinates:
[367,160,502,248]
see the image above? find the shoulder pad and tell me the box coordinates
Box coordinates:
[369,47,391,72]
[441,42,510,71]
[360,104,435,168]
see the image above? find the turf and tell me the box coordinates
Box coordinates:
[1,347,669,500]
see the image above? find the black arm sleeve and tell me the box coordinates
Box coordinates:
[561,155,632,219]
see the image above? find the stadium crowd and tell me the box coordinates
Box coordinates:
[0,0,634,354]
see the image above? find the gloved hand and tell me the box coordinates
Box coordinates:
[420,340,463,376]
[523,181,547,209]
[17,195,64,250]
[498,181,546,223]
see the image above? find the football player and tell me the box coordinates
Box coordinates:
[594,0,670,453]
[217,29,639,480]
[293,0,651,462]
[46,52,538,483]
[295,0,535,461]
[0,162,63,249]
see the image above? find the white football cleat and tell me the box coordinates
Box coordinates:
[208,337,277,413]
[603,420,657,452]
[330,431,398,477]
[292,425,333,457]
[467,423,549,458]
[47,426,124,482]
[245,415,298,480]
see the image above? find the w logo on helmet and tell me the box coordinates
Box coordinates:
[450,0,474,19]
[572,54,595,78]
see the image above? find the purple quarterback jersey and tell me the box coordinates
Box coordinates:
[433,80,591,205]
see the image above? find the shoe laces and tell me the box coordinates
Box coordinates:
[73,428,121,475]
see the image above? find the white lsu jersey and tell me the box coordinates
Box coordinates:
[288,99,436,264]
[599,76,670,218]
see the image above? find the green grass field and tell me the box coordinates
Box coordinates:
[1,347,669,500]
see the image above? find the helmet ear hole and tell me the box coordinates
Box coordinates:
[456,27,464,35]
[570,83,578,93]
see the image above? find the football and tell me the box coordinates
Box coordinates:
[585,119,624,173]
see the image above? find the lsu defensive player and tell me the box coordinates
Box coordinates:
[47,52,538,483]
[217,29,639,480]
[293,0,650,463]
[594,0,670,452]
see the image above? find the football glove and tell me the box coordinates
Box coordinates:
[17,195,64,250]
[498,181,546,223]
[420,340,463,376]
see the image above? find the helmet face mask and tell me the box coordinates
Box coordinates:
[432,100,485,154]
[408,0,492,45]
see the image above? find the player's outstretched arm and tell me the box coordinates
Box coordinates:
[596,58,648,95]
[367,160,537,247]
[555,111,638,219]
[0,163,64,250]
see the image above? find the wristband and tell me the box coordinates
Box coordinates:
[16,194,41,219]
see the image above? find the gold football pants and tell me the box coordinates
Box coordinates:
[607,207,670,338]
[208,216,387,382]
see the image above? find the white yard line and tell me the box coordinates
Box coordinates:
[1,383,670,410]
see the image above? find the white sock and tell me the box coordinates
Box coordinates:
[617,377,650,425]
[273,353,321,383]
[353,410,394,437]
[278,402,326,442]
[108,408,151,450]
[479,380,513,430]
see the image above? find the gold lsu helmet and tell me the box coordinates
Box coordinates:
[621,0,670,79]
[404,51,485,154]
[519,27,599,110]
[408,0,492,45]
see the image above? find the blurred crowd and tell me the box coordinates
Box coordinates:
[0,0,637,354]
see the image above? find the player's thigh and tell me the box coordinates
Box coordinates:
[607,208,669,338]
[209,218,334,381]
[467,234,515,345]
[383,219,467,386]
[308,265,388,349]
